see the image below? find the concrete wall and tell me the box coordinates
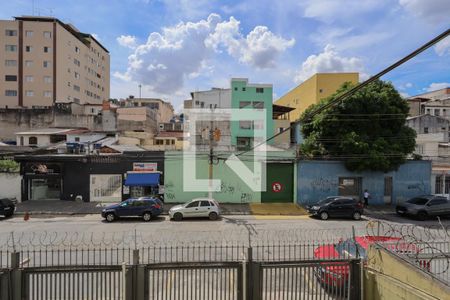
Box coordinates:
[407,115,450,134]
[273,119,291,148]
[0,108,115,140]
[0,172,21,202]
[364,245,450,300]
[191,88,231,109]
[297,160,431,205]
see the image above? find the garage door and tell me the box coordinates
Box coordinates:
[90,174,122,202]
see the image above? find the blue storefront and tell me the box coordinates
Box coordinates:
[297,160,431,205]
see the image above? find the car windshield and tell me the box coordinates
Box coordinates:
[335,239,367,258]
[317,198,336,205]
[406,198,429,205]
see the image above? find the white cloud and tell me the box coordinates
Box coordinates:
[206,19,295,68]
[399,0,450,24]
[435,37,450,56]
[301,0,385,23]
[425,82,450,92]
[118,14,294,94]
[117,35,138,49]
[295,45,366,83]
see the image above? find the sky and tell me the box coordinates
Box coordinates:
[1,0,449,111]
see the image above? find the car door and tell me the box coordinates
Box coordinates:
[341,198,356,217]
[116,200,133,217]
[427,198,449,216]
[199,200,213,217]
[327,200,344,217]
[183,201,200,217]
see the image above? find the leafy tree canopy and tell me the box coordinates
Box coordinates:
[300,79,416,172]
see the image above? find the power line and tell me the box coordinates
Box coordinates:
[234,28,450,158]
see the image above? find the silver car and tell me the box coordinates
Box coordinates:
[396,195,450,220]
[169,198,221,221]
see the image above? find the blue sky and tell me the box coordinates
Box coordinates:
[1,0,449,110]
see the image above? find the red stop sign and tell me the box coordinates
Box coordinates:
[272,182,283,193]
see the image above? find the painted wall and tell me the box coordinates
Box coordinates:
[297,160,431,205]
[164,151,296,203]
[364,245,450,300]
[275,73,359,122]
[0,172,21,202]
[230,78,273,146]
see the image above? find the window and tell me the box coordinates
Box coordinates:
[73,58,80,67]
[155,140,163,145]
[75,46,79,53]
[43,61,51,68]
[5,29,17,36]
[200,201,211,207]
[234,87,238,91]
[428,198,448,206]
[25,46,32,52]
[26,90,34,97]
[256,87,264,93]
[278,127,284,133]
[28,136,37,145]
[44,91,52,98]
[5,90,17,96]
[5,75,17,81]
[5,45,17,52]
[186,201,199,208]
[25,60,33,67]
[338,177,362,197]
[44,46,51,53]
[25,76,33,82]
[5,60,17,67]
[239,101,251,108]
[44,76,52,83]
[424,127,429,134]
[73,85,80,92]
[75,137,80,142]
[239,120,253,129]
[25,31,33,37]
[74,72,80,79]
[253,101,264,108]
[319,89,323,93]
[242,87,246,91]
[43,31,51,38]
[434,109,440,116]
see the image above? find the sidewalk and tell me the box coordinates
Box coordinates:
[14,201,309,216]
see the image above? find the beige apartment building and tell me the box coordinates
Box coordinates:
[0,16,110,108]
[123,97,174,123]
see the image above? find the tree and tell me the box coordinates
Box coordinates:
[300,80,416,172]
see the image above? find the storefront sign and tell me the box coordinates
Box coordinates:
[272,182,283,193]
[133,162,157,172]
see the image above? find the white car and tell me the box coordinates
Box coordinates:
[169,198,221,221]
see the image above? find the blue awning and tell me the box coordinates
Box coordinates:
[124,173,160,187]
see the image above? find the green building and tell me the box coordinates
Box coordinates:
[230,78,274,150]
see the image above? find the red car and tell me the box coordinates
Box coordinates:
[313,236,428,289]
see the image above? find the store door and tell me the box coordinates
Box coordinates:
[29,177,62,200]
[90,174,122,202]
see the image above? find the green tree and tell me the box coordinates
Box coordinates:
[300,80,416,172]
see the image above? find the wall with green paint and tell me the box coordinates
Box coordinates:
[230,78,274,146]
[164,151,295,203]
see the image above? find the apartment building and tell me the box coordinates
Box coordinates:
[123,97,174,123]
[0,16,110,108]
[275,73,359,121]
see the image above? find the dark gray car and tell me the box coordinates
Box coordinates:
[396,195,450,220]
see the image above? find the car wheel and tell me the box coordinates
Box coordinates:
[142,212,152,222]
[209,212,218,221]
[352,211,361,220]
[105,213,115,222]
[417,211,428,221]
[173,212,183,221]
[320,211,329,220]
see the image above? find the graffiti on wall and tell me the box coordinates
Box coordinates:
[310,177,339,193]
[407,182,426,192]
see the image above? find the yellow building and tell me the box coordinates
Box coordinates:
[275,73,359,121]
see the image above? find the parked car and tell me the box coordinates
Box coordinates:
[396,195,450,220]
[306,197,364,220]
[169,198,220,221]
[313,236,429,289]
[101,197,163,222]
[0,198,15,218]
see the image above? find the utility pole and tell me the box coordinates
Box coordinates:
[208,109,214,199]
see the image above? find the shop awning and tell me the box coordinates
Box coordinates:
[125,172,160,187]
